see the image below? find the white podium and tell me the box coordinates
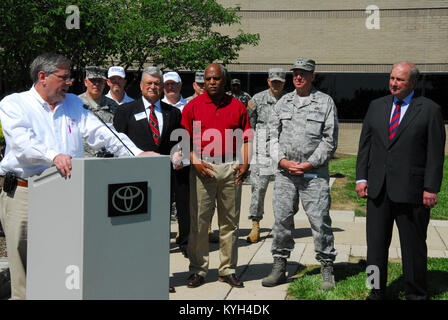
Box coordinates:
[26,156,171,300]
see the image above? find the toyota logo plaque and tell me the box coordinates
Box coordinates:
[108,182,148,217]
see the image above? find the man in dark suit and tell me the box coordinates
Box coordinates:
[113,67,184,293]
[356,62,445,300]
[113,66,182,155]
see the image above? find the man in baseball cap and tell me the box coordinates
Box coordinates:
[160,71,191,257]
[79,66,111,110]
[106,66,134,105]
[291,58,316,72]
[226,78,251,109]
[186,71,205,102]
[162,71,188,112]
[245,67,286,244]
[262,58,338,290]
[78,66,120,157]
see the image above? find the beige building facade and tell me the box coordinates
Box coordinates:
[218,0,448,73]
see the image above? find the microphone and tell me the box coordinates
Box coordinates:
[82,105,135,156]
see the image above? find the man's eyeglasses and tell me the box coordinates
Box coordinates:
[50,73,74,83]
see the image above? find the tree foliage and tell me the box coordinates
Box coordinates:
[0,0,259,94]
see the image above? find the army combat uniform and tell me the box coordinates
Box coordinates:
[78,93,118,157]
[247,89,285,222]
[269,88,339,262]
[226,90,252,109]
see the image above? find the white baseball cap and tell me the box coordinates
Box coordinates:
[163,71,181,83]
[108,66,126,78]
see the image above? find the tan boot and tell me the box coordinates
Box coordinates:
[247,220,260,243]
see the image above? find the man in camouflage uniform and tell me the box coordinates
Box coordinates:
[262,58,338,290]
[78,66,119,157]
[226,78,251,109]
[246,68,286,243]
[186,71,205,102]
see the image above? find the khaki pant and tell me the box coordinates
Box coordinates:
[0,186,28,300]
[188,161,242,278]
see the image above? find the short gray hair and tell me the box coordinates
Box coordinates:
[218,63,228,82]
[141,66,163,82]
[30,53,71,83]
[392,61,420,82]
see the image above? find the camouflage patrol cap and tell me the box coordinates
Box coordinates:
[231,78,241,85]
[268,68,286,82]
[85,66,107,79]
[195,71,205,83]
[291,58,316,72]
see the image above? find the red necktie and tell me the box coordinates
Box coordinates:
[148,105,160,145]
[389,100,403,141]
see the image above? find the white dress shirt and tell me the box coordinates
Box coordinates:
[0,87,143,179]
[162,96,188,113]
[105,91,134,105]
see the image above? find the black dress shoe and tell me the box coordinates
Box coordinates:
[180,246,188,258]
[187,273,205,288]
[218,274,244,288]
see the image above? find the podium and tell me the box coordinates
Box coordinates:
[26,156,171,300]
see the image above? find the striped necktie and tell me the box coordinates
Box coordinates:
[148,105,160,145]
[389,100,403,141]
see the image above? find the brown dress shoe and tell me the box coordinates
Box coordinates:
[187,273,205,288]
[218,274,244,288]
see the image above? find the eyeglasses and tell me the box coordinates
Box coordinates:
[50,73,74,83]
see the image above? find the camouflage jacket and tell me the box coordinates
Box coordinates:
[269,88,338,176]
[78,93,118,157]
[248,89,285,169]
[226,90,252,108]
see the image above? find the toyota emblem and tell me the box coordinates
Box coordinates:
[108,182,148,217]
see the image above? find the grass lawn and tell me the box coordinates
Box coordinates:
[287,257,448,300]
[329,154,448,220]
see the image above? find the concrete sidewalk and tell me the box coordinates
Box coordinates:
[1,179,447,300]
[169,181,448,300]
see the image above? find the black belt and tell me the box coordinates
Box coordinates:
[0,175,28,188]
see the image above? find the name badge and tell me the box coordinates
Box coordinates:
[134,112,147,121]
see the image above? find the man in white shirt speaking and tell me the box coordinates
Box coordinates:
[0,53,154,299]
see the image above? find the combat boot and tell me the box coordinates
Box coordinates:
[246,220,260,243]
[321,261,335,290]
[262,257,287,287]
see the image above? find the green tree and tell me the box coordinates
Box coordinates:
[0,0,259,95]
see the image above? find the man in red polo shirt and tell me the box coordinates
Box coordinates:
[181,63,253,288]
